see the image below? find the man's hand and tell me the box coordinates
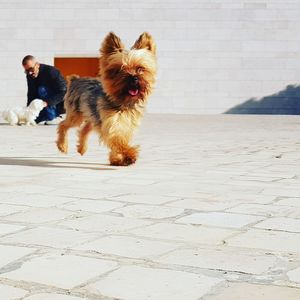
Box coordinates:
[43,101,48,107]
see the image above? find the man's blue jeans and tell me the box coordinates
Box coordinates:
[35,86,59,123]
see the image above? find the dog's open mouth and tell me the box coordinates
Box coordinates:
[128,89,139,96]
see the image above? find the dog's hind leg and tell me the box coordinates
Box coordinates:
[56,120,71,153]
[77,121,93,155]
[8,112,18,126]
[56,113,83,153]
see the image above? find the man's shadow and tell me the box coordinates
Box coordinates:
[0,156,116,171]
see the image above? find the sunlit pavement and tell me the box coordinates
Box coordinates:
[0,114,300,299]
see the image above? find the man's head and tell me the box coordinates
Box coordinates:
[22,55,40,78]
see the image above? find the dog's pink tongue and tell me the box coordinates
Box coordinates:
[129,89,139,96]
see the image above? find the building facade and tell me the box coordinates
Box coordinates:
[1,0,300,114]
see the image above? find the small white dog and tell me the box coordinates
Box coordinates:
[2,99,45,126]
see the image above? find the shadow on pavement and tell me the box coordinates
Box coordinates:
[0,156,116,171]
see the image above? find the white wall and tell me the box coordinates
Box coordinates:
[1,0,300,114]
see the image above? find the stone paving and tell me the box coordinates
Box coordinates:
[0,114,300,299]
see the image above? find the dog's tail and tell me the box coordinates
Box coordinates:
[66,74,80,86]
[1,110,11,123]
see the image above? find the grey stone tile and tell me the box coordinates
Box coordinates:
[24,294,83,300]
[206,283,300,300]
[156,247,277,274]
[176,212,263,228]
[0,245,36,268]
[0,284,27,299]
[276,198,300,207]
[76,235,179,259]
[287,267,300,283]
[226,203,292,217]
[130,223,236,244]
[2,207,76,224]
[1,227,99,248]
[114,204,184,219]
[59,199,125,213]
[0,204,30,216]
[108,194,178,205]
[1,194,72,208]
[2,254,118,289]
[254,217,300,233]
[59,214,152,233]
[227,229,300,253]
[85,265,223,300]
[0,223,25,236]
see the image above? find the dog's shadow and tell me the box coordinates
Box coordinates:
[0,123,31,126]
[0,156,116,171]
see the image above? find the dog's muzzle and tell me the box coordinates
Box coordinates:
[128,76,140,96]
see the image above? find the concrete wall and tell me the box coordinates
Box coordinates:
[1,0,300,114]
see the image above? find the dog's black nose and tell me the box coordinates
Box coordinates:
[132,76,139,83]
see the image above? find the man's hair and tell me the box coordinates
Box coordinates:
[22,55,35,65]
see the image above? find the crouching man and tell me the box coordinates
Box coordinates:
[22,55,67,125]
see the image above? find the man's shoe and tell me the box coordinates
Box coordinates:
[45,116,63,125]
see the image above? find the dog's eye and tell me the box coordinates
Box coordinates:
[107,69,120,78]
[137,67,144,74]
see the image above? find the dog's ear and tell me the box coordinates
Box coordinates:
[100,32,125,56]
[131,32,156,55]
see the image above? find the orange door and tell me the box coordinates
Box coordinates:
[54,57,99,78]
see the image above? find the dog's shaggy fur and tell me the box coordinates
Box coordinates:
[56,32,157,166]
[2,99,44,125]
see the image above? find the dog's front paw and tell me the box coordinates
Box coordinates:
[123,155,137,166]
[56,141,68,153]
[110,155,137,166]
[109,153,124,166]
[109,146,139,166]
[77,143,87,156]
[26,121,36,126]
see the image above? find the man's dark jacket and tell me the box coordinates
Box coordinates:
[26,64,67,114]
